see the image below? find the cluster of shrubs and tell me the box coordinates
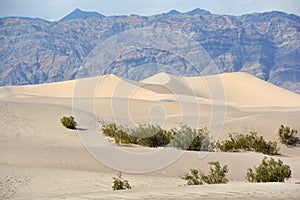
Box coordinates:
[182,161,228,185]
[182,157,291,186]
[59,117,296,189]
[178,125,296,185]
[102,122,213,151]
[62,116,298,154]
[112,157,291,190]
[215,132,280,155]
[102,123,171,147]
[102,122,299,155]
[108,124,296,190]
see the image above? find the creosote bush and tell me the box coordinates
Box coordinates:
[112,172,131,190]
[278,125,298,146]
[183,169,202,185]
[60,116,77,129]
[101,122,213,151]
[130,123,172,147]
[246,157,291,182]
[183,161,228,185]
[102,122,119,138]
[170,124,214,151]
[215,132,279,155]
[102,123,171,147]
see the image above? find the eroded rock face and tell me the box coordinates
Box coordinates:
[1,9,299,93]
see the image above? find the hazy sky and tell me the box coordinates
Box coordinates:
[0,0,299,21]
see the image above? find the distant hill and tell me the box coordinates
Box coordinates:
[0,8,299,93]
[185,8,211,15]
[167,10,181,15]
[61,8,105,20]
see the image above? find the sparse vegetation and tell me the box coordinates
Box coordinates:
[102,123,171,147]
[278,125,298,146]
[112,172,132,190]
[130,123,171,147]
[102,122,286,156]
[246,157,291,182]
[183,169,202,185]
[102,123,135,144]
[102,122,119,138]
[60,116,77,129]
[201,161,229,184]
[215,132,280,155]
[182,161,228,185]
[170,124,213,151]
[101,122,213,151]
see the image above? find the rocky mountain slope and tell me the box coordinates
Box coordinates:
[0,8,299,93]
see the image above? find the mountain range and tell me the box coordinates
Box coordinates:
[0,8,299,93]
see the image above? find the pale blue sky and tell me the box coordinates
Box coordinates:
[0,0,299,21]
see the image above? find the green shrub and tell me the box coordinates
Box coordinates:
[170,124,213,151]
[182,161,228,185]
[112,172,131,190]
[102,123,135,144]
[183,169,203,185]
[101,122,213,150]
[130,123,171,147]
[246,157,291,182]
[101,123,171,147]
[215,132,279,155]
[278,125,298,145]
[60,116,77,129]
[201,161,229,184]
[102,122,119,138]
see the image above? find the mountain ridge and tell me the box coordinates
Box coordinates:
[0,8,299,93]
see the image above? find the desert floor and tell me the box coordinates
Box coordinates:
[0,72,300,199]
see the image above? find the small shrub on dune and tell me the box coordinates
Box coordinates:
[102,122,119,138]
[60,116,77,129]
[101,123,171,147]
[183,169,203,185]
[130,123,172,147]
[215,132,280,155]
[112,172,132,190]
[170,124,214,151]
[182,161,229,185]
[246,157,291,182]
[278,125,298,146]
[102,123,136,145]
[201,161,229,184]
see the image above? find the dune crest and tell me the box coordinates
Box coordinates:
[2,72,299,106]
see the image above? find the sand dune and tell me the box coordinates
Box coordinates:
[2,72,300,106]
[0,72,300,199]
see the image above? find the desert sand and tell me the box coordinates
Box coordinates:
[0,72,300,199]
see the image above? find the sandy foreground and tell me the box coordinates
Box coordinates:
[0,72,300,199]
